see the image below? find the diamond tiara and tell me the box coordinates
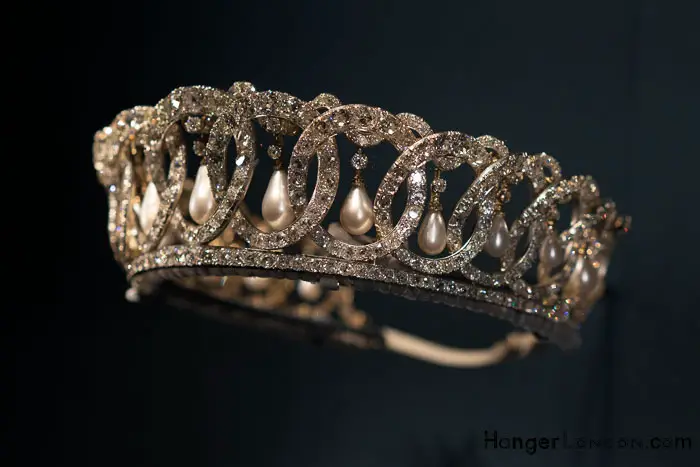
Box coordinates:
[93,82,630,367]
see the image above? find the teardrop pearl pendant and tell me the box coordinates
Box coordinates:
[540,233,564,268]
[484,213,510,258]
[565,256,599,298]
[138,181,160,233]
[189,165,217,225]
[262,169,295,231]
[340,184,374,236]
[418,210,447,255]
[297,280,323,301]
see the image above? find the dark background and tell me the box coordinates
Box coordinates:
[15,0,699,466]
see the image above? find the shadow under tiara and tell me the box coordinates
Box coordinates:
[141,278,562,367]
[131,251,582,351]
[146,280,386,351]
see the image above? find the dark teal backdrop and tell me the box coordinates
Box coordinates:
[18,1,700,466]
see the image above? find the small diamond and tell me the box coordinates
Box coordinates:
[410,171,424,183]
[351,150,368,170]
[184,116,204,133]
[267,145,282,160]
[229,81,255,93]
[432,177,447,193]
[193,140,206,157]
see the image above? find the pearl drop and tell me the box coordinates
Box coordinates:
[340,185,374,235]
[297,280,322,301]
[262,169,295,231]
[567,257,599,298]
[243,276,270,292]
[125,287,140,303]
[540,234,564,268]
[418,210,447,255]
[189,165,217,224]
[484,213,510,258]
[138,181,160,233]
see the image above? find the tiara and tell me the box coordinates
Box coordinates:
[93,82,630,367]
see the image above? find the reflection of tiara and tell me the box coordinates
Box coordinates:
[93,82,630,367]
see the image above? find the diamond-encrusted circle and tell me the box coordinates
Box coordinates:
[387,132,515,275]
[300,105,420,262]
[139,87,235,252]
[532,176,604,300]
[232,91,340,249]
[501,169,597,299]
[93,122,123,187]
[97,106,154,261]
[457,153,598,300]
[108,158,133,263]
[448,136,533,294]
[179,113,257,244]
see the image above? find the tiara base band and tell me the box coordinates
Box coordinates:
[129,246,581,349]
